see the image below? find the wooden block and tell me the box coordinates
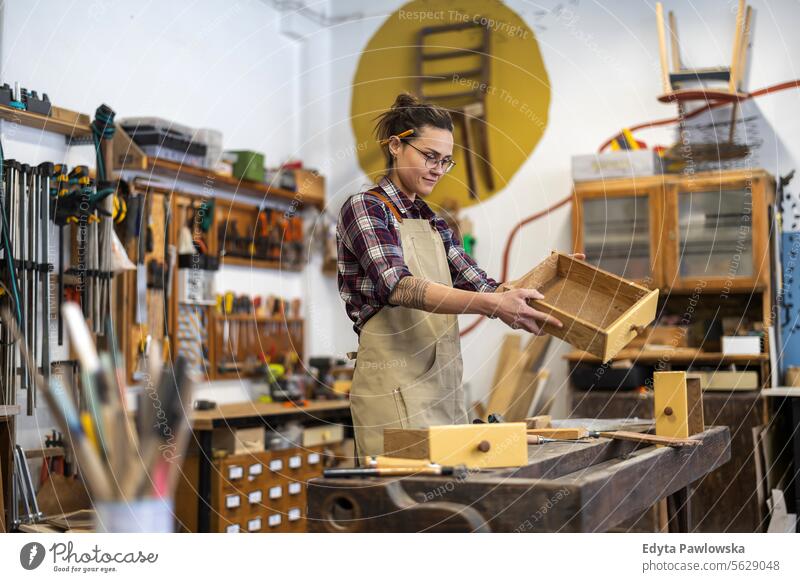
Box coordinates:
[302,424,344,447]
[383,423,528,469]
[693,370,758,391]
[526,427,589,439]
[371,456,435,468]
[654,371,705,439]
[508,252,659,362]
[525,415,552,429]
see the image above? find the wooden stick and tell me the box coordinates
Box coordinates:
[597,430,701,448]
[656,3,671,94]
[527,428,589,439]
[668,10,681,72]
[728,0,746,94]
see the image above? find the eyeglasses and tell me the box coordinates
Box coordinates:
[404,141,456,174]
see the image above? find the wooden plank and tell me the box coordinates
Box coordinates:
[656,3,672,94]
[598,430,701,448]
[0,104,91,138]
[728,0,746,94]
[668,10,681,73]
[527,428,589,439]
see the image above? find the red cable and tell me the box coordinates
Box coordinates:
[462,79,800,338]
[460,193,573,337]
[599,79,800,152]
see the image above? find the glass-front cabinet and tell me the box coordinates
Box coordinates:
[573,182,665,288]
[573,171,773,292]
[663,173,771,291]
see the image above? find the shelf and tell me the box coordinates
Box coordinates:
[565,348,768,365]
[213,313,302,323]
[112,126,324,210]
[220,254,303,271]
[191,399,350,430]
[0,404,20,420]
[0,104,91,140]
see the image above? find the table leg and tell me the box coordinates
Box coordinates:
[197,429,213,533]
[666,485,692,533]
[792,399,800,532]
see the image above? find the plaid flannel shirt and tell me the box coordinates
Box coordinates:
[337,176,498,335]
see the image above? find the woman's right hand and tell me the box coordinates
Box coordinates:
[489,289,563,334]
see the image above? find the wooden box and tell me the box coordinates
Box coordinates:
[654,371,704,439]
[212,427,265,455]
[383,423,528,469]
[508,252,659,362]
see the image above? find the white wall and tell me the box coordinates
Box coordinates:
[307,0,800,415]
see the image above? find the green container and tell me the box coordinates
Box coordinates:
[230,150,265,182]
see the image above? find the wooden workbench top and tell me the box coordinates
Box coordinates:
[308,426,730,532]
[191,399,350,430]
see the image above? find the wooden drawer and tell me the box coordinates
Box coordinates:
[384,423,528,469]
[510,252,658,362]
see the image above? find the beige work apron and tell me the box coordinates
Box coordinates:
[348,190,469,461]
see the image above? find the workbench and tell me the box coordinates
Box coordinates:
[306,425,730,532]
[190,399,351,532]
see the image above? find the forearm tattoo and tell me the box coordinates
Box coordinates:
[389,276,430,309]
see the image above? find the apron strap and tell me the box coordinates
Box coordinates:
[365,188,404,223]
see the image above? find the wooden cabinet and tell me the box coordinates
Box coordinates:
[573,180,665,288]
[573,170,775,292]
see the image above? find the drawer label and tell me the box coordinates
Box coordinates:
[248,464,263,476]
[289,455,302,469]
[307,453,320,465]
[268,514,282,527]
[269,459,283,471]
[269,486,283,499]
[248,490,262,504]
[247,517,262,531]
[228,465,243,480]
[288,508,301,522]
[288,482,302,495]
[225,494,240,509]
[225,524,240,533]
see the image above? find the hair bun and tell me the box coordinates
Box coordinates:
[391,92,420,110]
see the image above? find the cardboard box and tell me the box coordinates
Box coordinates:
[721,335,762,355]
[212,427,265,455]
[507,252,659,362]
[572,150,662,182]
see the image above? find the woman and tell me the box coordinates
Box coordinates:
[337,93,577,460]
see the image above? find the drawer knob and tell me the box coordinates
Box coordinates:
[477,440,491,453]
[664,406,674,416]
